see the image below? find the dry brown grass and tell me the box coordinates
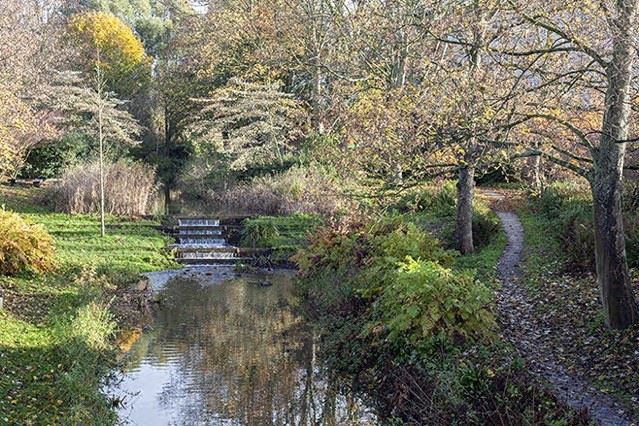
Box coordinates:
[52,161,159,216]
[214,167,355,217]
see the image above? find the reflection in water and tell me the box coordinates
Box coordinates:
[113,268,376,425]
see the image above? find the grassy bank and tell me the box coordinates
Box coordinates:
[0,185,176,425]
[240,214,323,266]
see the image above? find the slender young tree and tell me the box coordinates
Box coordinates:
[96,50,107,236]
[67,10,146,235]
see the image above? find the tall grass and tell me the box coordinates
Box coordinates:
[207,166,355,217]
[52,161,159,216]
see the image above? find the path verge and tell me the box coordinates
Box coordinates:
[495,207,633,426]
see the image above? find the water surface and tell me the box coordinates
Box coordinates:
[112,267,376,425]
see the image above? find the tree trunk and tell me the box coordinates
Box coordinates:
[530,154,542,191]
[98,105,106,237]
[310,48,323,134]
[164,104,172,216]
[96,49,106,238]
[525,141,542,192]
[164,184,171,216]
[308,1,324,136]
[455,165,475,254]
[591,182,638,329]
[390,27,408,89]
[453,0,482,255]
[591,0,639,329]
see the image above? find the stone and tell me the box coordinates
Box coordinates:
[135,278,150,291]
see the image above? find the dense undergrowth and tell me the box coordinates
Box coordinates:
[395,181,501,252]
[0,185,175,425]
[529,181,639,272]
[293,183,588,425]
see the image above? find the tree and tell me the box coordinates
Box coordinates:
[0,0,61,179]
[67,10,150,98]
[78,0,192,55]
[45,71,141,236]
[189,79,307,177]
[394,0,515,254]
[66,11,148,235]
[491,0,639,329]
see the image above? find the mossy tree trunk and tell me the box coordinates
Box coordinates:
[590,0,639,329]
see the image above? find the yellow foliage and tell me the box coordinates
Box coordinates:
[68,11,149,91]
[0,210,56,275]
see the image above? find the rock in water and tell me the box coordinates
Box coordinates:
[135,278,150,291]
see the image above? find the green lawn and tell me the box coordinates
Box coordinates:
[0,185,176,425]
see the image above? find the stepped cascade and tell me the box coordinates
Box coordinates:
[171,218,246,264]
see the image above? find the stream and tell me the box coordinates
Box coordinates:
[110,266,377,425]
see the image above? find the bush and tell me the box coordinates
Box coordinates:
[397,181,457,216]
[0,210,55,275]
[241,220,279,248]
[18,133,87,179]
[52,161,159,216]
[375,258,495,343]
[296,215,457,319]
[395,182,500,249]
[471,202,501,249]
[534,181,591,218]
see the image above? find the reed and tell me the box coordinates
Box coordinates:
[52,161,159,216]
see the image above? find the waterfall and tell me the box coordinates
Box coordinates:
[177,219,220,227]
[172,218,241,263]
[177,229,222,236]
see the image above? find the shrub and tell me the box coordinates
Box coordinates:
[241,220,279,248]
[375,258,495,343]
[18,134,86,179]
[395,182,500,249]
[71,301,116,351]
[471,202,501,249]
[295,215,457,315]
[534,181,591,218]
[52,161,159,216]
[0,210,55,275]
[397,181,457,216]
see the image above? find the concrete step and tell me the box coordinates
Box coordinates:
[177,257,252,265]
[174,246,239,254]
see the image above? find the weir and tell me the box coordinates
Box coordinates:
[170,217,247,264]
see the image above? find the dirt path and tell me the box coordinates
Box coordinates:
[494,208,633,426]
